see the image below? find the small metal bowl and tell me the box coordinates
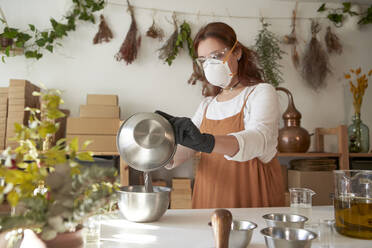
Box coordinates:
[263,213,308,228]
[208,220,257,248]
[261,227,317,248]
[118,185,171,223]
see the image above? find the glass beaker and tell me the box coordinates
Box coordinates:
[289,188,316,220]
[334,170,372,239]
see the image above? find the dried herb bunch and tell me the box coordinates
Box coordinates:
[158,17,195,66]
[93,15,113,44]
[255,18,285,87]
[146,19,164,41]
[345,67,371,114]
[301,20,331,91]
[158,15,178,65]
[283,3,300,69]
[325,26,342,55]
[115,0,141,65]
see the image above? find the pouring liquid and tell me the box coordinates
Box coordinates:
[334,196,372,239]
[144,172,153,193]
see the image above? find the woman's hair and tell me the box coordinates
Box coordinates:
[193,22,263,97]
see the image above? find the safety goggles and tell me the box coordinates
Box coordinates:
[195,40,238,70]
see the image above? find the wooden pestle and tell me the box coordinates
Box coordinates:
[211,209,232,248]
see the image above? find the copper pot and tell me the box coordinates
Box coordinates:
[276,87,310,153]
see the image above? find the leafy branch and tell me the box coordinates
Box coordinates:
[0,0,105,61]
[318,2,372,27]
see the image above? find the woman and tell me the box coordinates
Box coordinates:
[157,22,284,209]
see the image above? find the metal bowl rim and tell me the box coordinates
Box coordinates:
[118,185,172,194]
[116,112,177,172]
[207,220,258,231]
[260,227,318,241]
[262,213,308,223]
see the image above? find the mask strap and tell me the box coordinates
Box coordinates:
[222,40,238,64]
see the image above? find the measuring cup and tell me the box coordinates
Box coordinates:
[289,188,315,220]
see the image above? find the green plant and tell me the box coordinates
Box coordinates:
[317,2,372,27]
[0,85,118,242]
[254,18,284,87]
[0,0,105,61]
[159,21,195,66]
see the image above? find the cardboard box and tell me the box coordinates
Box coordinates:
[0,105,7,112]
[171,190,192,201]
[288,170,334,206]
[66,134,117,152]
[66,118,120,135]
[79,105,120,118]
[0,112,7,118]
[9,79,32,88]
[0,87,8,94]
[0,98,8,105]
[172,178,191,190]
[171,199,192,209]
[7,105,25,112]
[87,94,118,106]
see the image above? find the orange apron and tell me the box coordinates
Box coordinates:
[192,88,285,208]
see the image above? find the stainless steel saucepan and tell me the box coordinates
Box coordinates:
[116,112,175,222]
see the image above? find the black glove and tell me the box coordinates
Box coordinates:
[155,110,215,153]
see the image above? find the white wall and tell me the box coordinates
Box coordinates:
[1,0,371,169]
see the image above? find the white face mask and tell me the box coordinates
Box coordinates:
[203,58,233,89]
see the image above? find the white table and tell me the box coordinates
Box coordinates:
[86,206,371,248]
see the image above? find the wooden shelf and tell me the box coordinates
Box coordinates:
[349,153,372,158]
[278,153,341,157]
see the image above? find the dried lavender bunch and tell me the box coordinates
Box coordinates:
[115,0,141,65]
[93,15,113,44]
[325,26,342,54]
[301,20,331,91]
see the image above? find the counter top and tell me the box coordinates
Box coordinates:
[84,206,371,248]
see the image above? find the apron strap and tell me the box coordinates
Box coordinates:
[240,87,256,113]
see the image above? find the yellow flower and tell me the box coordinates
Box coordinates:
[368,69,372,76]
[344,73,351,79]
[356,67,361,75]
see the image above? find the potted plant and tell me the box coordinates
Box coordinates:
[0,86,119,247]
[345,68,371,153]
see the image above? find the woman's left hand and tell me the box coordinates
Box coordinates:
[155,110,215,153]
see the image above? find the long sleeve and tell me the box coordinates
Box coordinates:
[225,84,280,163]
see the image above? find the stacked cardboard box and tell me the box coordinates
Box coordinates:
[66,94,120,153]
[0,88,8,149]
[171,178,192,209]
[288,170,334,206]
[6,79,40,149]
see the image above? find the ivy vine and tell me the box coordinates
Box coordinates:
[0,0,105,61]
[317,2,372,27]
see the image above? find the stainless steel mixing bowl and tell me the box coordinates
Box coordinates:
[118,185,171,223]
[261,227,317,248]
[208,220,257,248]
[263,213,308,228]
[116,112,176,172]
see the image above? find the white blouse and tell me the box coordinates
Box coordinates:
[191,83,280,163]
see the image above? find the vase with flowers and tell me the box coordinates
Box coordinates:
[345,67,371,153]
[0,85,119,247]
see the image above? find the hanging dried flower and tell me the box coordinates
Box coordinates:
[146,19,164,41]
[115,0,141,65]
[325,26,342,55]
[283,3,300,69]
[93,15,113,44]
[301,20,331,91]
[291,46,300,69]
[158,14,178,65]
